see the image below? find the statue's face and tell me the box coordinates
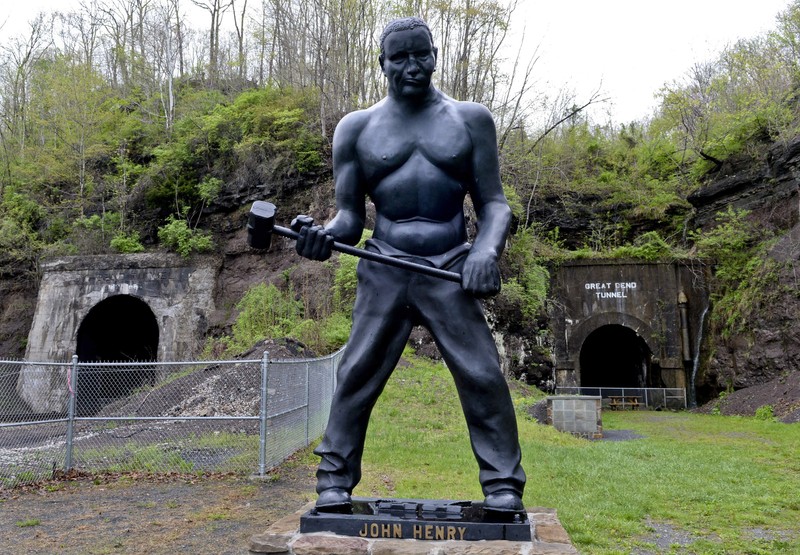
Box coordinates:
[381,27,437,99]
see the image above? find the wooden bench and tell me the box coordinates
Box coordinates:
[608,396,641,410]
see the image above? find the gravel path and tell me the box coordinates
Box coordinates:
[0,460,317,555]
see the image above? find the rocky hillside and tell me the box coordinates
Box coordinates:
[3,132,800,410]
[688,137,800,402]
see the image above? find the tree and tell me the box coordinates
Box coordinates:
[230,0,249,80]
[27,55,121,216]
[0,14,52,171]
[192,0,233,85]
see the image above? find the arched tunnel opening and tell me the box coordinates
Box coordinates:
[579,324,651,388]
[76,295,158,415]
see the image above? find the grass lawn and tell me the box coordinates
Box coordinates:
[350,355,800,554]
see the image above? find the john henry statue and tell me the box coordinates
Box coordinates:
[294,16,526,514]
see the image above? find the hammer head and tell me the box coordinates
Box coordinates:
[247,201,276,249]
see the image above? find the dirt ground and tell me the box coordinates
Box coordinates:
[0,456,317,555]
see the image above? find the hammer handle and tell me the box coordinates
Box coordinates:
[272,225,462,283]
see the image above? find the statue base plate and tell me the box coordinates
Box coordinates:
[299,497,531,542]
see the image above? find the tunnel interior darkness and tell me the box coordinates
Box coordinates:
[76,295,158,415]
[579,324,651,388]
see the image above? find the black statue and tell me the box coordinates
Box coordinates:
[294,16,526,514]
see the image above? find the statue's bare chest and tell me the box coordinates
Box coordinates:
[355,108,473,184]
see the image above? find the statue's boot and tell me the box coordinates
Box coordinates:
[483,490,524,514]
[315,488,352,513]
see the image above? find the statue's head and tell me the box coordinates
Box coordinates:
[378,17,435,67]
[379,17,438,99]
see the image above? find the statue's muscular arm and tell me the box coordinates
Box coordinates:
[295,110,369,260]
[459,102,511,297]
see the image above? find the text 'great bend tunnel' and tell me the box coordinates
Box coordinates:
[76,294,159,414]
[579,324,651,388]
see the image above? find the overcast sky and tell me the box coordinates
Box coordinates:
[1,0,794,123]
[516,0,793,122]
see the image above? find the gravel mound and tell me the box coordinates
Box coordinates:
[697,370,800,423]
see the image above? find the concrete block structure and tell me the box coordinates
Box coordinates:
[547,396,602,439]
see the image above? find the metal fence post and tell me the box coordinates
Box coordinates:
[258,351,269,478]
[305,361,311,446]
[331,352,337,396]
[65,355,78,471]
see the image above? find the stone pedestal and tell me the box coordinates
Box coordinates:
[249,502,578,555]
[300,498,530,542]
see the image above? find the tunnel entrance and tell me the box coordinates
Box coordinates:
[76,295,158,415]
[579,325,651,388]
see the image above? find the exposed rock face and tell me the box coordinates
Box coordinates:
[698,229,800,398]
[689,138,800,400]
[688,137,800,231]
[0,277,36,358]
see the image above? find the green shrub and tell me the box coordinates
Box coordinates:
[754,404,776,421]
[610,231,675,261]
[503,227,550,318]
[110,231,145,253]
[689,207,778,338]
[319,311,352,347]
[231,283,304,348]
[332,229,372,316]
[74,212,122,232]
[157,215,213,257]
[0,216,40,271]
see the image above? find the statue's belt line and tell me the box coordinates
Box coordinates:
[365,238,471,270]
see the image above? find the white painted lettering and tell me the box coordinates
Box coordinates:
[596,291,627,299]
[584,282,615,290]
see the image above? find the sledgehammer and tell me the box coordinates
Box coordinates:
[247,201,461,283]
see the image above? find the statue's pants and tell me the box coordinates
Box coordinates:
[314,255,526,498]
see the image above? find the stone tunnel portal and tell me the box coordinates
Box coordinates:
[551,260,709,393]
[579,324,651,388]
[76,294,159,414]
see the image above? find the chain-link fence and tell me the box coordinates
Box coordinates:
[0,350,342,488]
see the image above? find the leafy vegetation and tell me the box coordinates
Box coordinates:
[157,215,214,258]
[330,229,372,318]
[205,275,353,358]
[204,282,306,357]
[689,208,779,339]
[754,404,777,421]
[110,231,145,254]
[501,226,550,318]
